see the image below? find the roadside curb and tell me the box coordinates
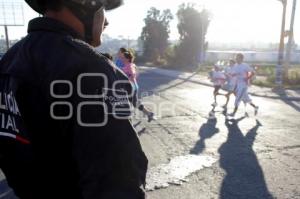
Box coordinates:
[140,66,300,102]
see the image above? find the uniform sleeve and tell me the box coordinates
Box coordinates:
[58,57,147,199]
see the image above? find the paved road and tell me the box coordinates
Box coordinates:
[136,69,300,199]
[1,69,300,199]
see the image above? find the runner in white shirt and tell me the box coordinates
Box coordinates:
[228,53,259,117]
[223,59,237,109]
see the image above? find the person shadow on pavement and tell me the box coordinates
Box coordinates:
[218,117,274,199]
[190,109,219,155]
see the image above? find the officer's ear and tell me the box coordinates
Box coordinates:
[91,8,106,47]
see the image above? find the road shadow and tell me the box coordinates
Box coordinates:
[133,121,142,128]
[137,70,179,94]
[133,121,147,136]
[137,128,147,136]
[156,71,201,93]
[138,69,202,95]
[277,90,300,112]
[218,118,273,199]
[190,109,219,155]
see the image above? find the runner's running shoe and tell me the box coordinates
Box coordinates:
[147,112,155,122]
[254,106,259,116]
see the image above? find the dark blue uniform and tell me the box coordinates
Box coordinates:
[0,17,148,199]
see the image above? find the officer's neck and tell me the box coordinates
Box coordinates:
[45,7,85,38]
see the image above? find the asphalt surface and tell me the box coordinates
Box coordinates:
[136,69,300,199]
[1,69,300,199]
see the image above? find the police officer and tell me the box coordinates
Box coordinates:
[0,0,148,198]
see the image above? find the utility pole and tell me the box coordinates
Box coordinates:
[127,36,130,49]
[275,0,287,88]
[200,21,204,64]
[4,25,9,51]
[285,0,297,72]
[199,19,206,65]
[0,1,25,52]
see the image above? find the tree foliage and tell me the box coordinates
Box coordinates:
[174,3,211,67]
[141,7,173,63]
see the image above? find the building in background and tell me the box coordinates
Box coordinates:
[206,50,300,64]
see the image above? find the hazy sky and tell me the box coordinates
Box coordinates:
[0,0,299,44]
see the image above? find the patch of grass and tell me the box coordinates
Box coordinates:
[252,65,300,89]
[254,64,276,76]
[253,79,274,88]
[197,65,212,72]
[143,61,300,89]
[283,68,300,89]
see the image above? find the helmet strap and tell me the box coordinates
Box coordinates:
[82,13,95,44]
[64,2,96,44]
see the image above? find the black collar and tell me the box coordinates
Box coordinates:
[28,17,84,40]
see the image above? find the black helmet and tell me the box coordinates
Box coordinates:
[25,0,123,13]
[25,0,123,43]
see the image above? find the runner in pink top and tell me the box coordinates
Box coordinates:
[209,64,226,107]
[122,51,155,122]
[122,57,139,91]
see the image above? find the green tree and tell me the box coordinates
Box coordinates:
[175,3,210,67]
[141,7,173,63]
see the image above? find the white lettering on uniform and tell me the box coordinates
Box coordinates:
[0,113,19,133]
[5,115,14,130]
[7,93,15,113]
[1,113,4,128]
[0,92,21,116]
[13,98,20,116]
[12,117,19,133]
[0,92,7,110]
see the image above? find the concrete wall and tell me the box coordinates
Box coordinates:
[206,51,300,63]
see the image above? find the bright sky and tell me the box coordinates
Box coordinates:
[0,0,299,45]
